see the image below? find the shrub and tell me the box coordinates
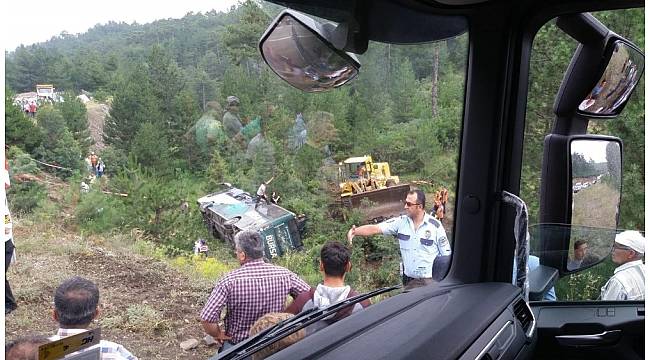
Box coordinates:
[75,191,127,233]
[7,150,46,214]
[7,182,46,215]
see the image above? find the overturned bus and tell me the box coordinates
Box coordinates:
[197,185,305,258]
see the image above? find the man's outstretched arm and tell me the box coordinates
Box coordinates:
[347,224,383,245]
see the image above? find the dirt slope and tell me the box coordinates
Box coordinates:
[5,219,219,359]
[86,101,110,150]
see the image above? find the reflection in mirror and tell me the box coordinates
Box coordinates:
[260,13,359,92]
[569,139,621,272]
[578,40,645,116]
[529,224,615,274]
[571,139,621,228]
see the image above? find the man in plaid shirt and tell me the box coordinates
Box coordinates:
[200,230,310,353]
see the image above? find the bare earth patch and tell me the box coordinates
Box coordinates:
[86,101,110,151]
[5,219,219,359]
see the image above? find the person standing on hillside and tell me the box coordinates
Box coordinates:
[89,152,99,174]
[347,189,451,290]
[254,176,275,209]
[96,160,105,178]
[4,156,17,315]
[200,231,310,355]
[29,101,37,118]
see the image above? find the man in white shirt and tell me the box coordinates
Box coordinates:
[50,276,137,359]
[600,231,645,301]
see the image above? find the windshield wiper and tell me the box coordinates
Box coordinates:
[217,284,402,360]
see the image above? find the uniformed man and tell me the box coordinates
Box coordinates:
[347,189,451,290]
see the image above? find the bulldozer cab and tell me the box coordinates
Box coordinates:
[340,156,372,181]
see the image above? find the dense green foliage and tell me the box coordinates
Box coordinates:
[4,3,644,295]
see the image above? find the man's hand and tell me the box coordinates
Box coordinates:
[214,332,232,346]
[201,320,231,346]
[347,225,356,246]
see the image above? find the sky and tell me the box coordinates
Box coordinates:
[2,0,240,51]
[572,139,613,163]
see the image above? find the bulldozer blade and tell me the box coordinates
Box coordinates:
[340,184,410,223]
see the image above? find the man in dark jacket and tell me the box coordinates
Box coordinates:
[285,241,370,334]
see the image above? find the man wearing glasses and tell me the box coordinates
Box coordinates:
[600,230,645,301]
[347,189,451,289]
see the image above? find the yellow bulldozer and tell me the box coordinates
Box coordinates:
[333,155,410,223]
[338,156,400,195]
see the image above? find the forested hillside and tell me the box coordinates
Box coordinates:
[4,1,644,300]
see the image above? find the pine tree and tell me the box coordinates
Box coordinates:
[104,65,161,151]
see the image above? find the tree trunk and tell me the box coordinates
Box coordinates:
[387,44,392,87]
[202,82,206,111]
[431,43,440,118]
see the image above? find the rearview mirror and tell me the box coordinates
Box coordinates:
[577,39,645,117]
[259,10,360,92]
[568,137,621,273]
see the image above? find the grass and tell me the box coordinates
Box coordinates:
[101,304,172,336]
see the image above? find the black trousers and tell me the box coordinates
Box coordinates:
[5,239,17,311]
[402,275,434,290]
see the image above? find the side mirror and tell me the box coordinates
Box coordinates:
[259,10,360,93]
[567,137,622,273]
[577,39,645,117]
[538,135,622,277]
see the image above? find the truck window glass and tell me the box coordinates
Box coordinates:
[522,9,645,301]
[312,37,467,285]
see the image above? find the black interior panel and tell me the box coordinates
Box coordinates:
[267,283,523,360]
[531,302,644,359]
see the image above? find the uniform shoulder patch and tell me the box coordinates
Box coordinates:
[438,236,449,247]
[427,217,441,228]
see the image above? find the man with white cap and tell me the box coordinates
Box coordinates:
[600,230,645,301]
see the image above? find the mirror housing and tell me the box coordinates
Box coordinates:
[528,265,558,301]
[259,10,360,93]
[577,39,645,118]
